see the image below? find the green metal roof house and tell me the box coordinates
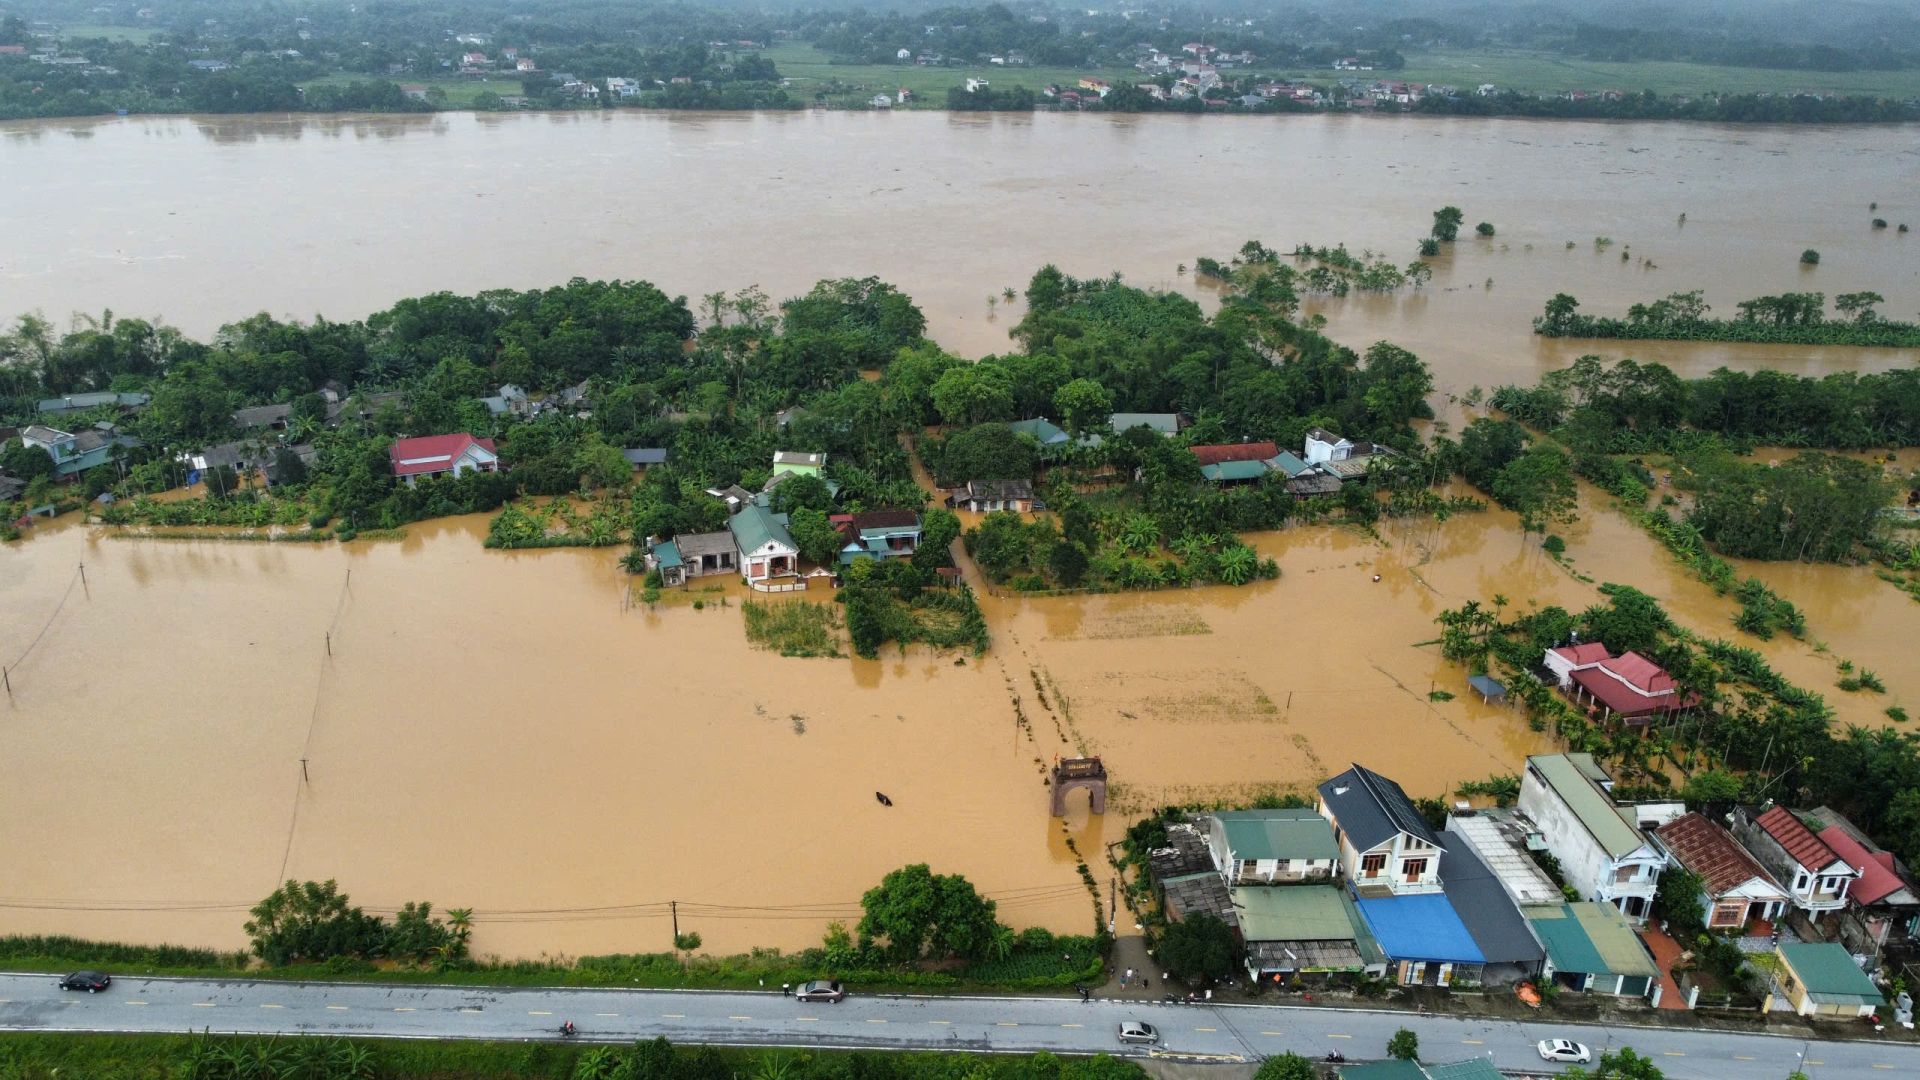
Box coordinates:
[1233,883,1385,977]
[1773,941,1884,1017]
[1525,901,1661,1000]
[1208,808,1340,884]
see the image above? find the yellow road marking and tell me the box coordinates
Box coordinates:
[928,1020,952,1025]
[798,1017,820,1022]
[260,1004,283,1010]
[1261,1031,1286,1036]
[394,1007,415,1013]
[1662,1052,1685,1057]
[123,1001,147,1006]
[1062,1023,1083,1029]
[1196,1026,1218,1033]
[1871,1066,1894,1071]
[1806,1061,1824,1067]
[730,1015,753,1021]
[192,1003,216,1008]
[662,1013,685,1019]
[326,1005,349,1011]
[0,999,11,1004]
[997,1021,1018,1027]
[870,1018,891,1024]
[528,1010,552,1016]
[595,1013,619,1018]
[1462,1039,1483,1045]
[1735,1056,1755,1061]
[1330,1033,1353,1039]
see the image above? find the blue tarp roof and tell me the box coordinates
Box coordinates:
[1355,893,1485,964]
[1467,674,1507,700]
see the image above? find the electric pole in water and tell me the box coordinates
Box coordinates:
[671,900,679,944]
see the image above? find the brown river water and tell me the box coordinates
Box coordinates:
[2,111,1918,957]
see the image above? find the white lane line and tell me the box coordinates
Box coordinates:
[868,1018,890,1024]
[459,1008,482,1014]
[729,1015,753,1021]
[1462,1039,1484,1045]
[123,1001,148,1006]
[595,1013,619,1018]
[1061,1023,1083,1029]
[192,1003,216,1008]
[325,1005,349,1011]
[662,1013,685,1019]
[928,1020,952,1025]
[797,1017,820,1022]
[996,1021,1018,1027]
[1329,1033,1353,1039]
[528,1010,552,1016]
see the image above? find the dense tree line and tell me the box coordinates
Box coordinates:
[1420,88,1919,124]
[1491,356,1920,451]
[1536,290,1920,348]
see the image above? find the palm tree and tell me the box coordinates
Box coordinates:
[755,1052,802,1080]
[985,924,1016,962]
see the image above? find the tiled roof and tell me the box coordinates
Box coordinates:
[851,509,920,530]
[1190,441,1279,466]
[1756,806,1841,872]
[1657,812,1784,897]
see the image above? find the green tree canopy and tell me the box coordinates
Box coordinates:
[1156,913,1238,981]
[857,864,1002,962]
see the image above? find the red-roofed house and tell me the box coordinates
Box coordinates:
[389,434,499,486]
[1543,644,1696,727]
[1807,808,1920,962]
[1190,441,1279,466]
[1732,806,1860,923]
[1655,812,1789,932]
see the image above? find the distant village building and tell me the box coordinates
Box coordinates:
[1517,753,1668,924]
[388,433,498,486]
[949,479,1033,513]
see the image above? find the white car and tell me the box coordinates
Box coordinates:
[1537,1038,1592,1064]
[1117,1020,1159,1045]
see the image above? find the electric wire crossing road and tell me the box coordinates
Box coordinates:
[2,974,1916,1078]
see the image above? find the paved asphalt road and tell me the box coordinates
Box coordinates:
[2,973,1913,1078]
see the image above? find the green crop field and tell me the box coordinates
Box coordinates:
[1288,49,1920,100]
[57,23,160,43]
[762,42,1136,105]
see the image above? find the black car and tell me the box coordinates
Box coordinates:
[60,971,111,993]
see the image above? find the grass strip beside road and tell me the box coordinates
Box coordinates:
[0,935,1104,996]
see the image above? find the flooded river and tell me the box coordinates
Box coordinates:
[3,111,1917,391]
[3,111,1918,957]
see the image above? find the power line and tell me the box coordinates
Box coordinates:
[4,563,84,679]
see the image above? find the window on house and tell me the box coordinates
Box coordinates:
[1278,859,1291,871]
[1361,853,1387,877]
[1402,858,1428,882]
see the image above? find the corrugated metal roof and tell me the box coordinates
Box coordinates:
[1437,833,1546,966]
[1529,754,1644,859]
[1356,893,1484,964]
[1214,808,1339,861]
[1779,942,1882,1003]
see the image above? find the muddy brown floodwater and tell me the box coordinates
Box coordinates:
[2,111,1918,957]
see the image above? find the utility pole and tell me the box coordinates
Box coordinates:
[3,665,10,698]
[78,562,86,587]
[671,900,679,944]
[300,757,309,783]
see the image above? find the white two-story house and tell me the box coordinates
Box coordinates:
[1204,808,1340,885]
[1317,764,1444,896]
[1732,805,1860,924]
[1517,753,1666,923]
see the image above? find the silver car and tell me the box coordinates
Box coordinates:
[1537,1038,1592,1064]
[1117,1020,1159,1045]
